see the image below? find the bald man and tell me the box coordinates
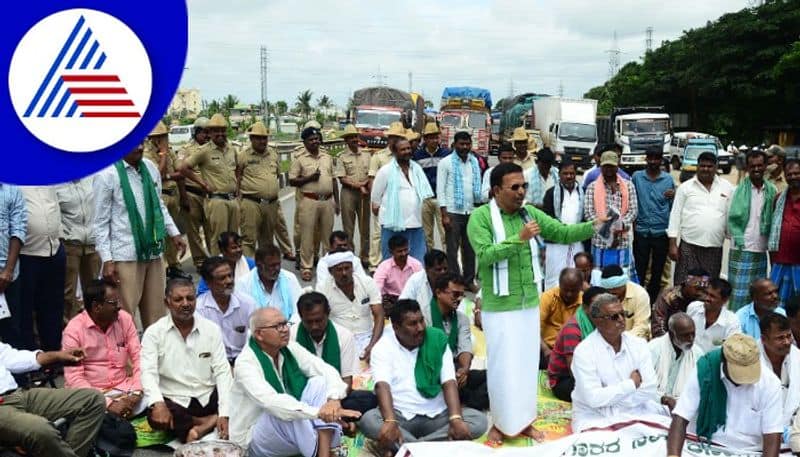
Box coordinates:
[648,312,702,411]
[539,269,585,366]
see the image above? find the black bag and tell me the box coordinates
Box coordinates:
[93,413,136,457]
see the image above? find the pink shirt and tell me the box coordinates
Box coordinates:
[373,256,423,297]
[62,310,142,405]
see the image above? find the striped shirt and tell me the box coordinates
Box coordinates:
[412,145,450,198]
[547,316,583,387]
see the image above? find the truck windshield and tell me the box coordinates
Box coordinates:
[558,123,596,142]
[356,110,401,129]
[621,119,669,135]
[441,114,461,127]
[468,113,486,129]
[171,127,190,134]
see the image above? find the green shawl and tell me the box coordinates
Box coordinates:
[114,161,166,261]
[696,348,727,441]
[429,298,459,353]
[295,321,341,373]
[575,306,595,340]
[248,337,308,400]
[768,190,788,252]
[415,327,449,398]
[728,177,776,250]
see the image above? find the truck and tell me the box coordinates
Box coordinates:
[610,106,672,171]
[351,86,424,150]
[438,87,492,155]
[532,97,598,170]
[497,93,549,143]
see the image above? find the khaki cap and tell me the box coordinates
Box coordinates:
[386,122,407,138]
[405,129,420,141]
[722,333,760,385]
[600,151,619,166]
[510,127,529,143]
[423,122,440,136]
[193,117,209,128]
[248,121,270,137]
[207,113,228,128]
[149,121,168,137]
[340,124,359,138]
[766,145,785,158]
[303,120,322,129]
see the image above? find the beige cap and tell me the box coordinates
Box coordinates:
[303,120,322,129]
[193,117,209,129]
[405,129,420,141]
[510,127,528,143]
[766,145,786,158]
[248,121,270,137]
[422,122,440,136]
[207,113,228,128]
[600,151,619,166]
[149,121,168,137]
[722,333,760,385]
[340,124,359,138]
[385,122,407,138]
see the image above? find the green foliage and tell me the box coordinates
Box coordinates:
[275,100,288,116]
[584,1,800,143]
[295,90,314,120]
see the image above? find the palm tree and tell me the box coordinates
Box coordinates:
[317,95,332,110]
[204,99,221,117]
[275,100,288,116]
[295,90,313,120]
[222,94,239,114]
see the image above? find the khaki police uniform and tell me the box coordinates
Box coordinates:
[143,143,182,268]
[176,140,210,268]
[183,141,239,256]
[289,149,336,273]
[367,147,393,270]
[290,146,307,257]
[336,146,371,262]
[237,144,281,257]
[514,152,536,171]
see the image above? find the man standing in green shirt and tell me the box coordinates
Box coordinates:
[467,162,603,445]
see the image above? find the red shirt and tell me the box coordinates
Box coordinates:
[772,195,800,265]
[547,316,583,387]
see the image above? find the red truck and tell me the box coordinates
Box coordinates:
[438,87,492,155]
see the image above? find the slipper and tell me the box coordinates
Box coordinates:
[484,439,503,448]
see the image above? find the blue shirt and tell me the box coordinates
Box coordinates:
[736,303,786,339]
[581,166,630,192]
[631,170,674,236]
[412,145,450,197]
[0,184,27,281]
[197,256,256,295]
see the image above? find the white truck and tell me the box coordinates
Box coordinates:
[611,107,671,171]
[533,97,598,170]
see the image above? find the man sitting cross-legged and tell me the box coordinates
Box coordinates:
[648,312,702,411]
[229,308,361,457]
[358,299,487,455]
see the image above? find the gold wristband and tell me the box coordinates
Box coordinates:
[449,414,463,422]
[383,418,398,423]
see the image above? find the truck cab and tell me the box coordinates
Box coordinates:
[354,105,403,150]
[439,109,491,155]
[533,97,597,171]
[612,108,671,172]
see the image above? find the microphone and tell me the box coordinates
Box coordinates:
[518,207,545,248]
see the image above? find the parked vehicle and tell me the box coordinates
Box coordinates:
[438,87,492,155]
[168,125,194,145]
[670,132,732,175]
[351,86,423,150]
[611,106,672,172]
[533,97,597,170]
[679,138,719,182]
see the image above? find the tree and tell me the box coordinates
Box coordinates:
[317,95,332,110]
[295,90,314,120]
[222,94,239,114]
[275,100,288,116]
[203,99,221,117]
[424,100,434,109]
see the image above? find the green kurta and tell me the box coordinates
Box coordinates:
[467,204,594,313]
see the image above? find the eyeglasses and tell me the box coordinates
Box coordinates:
[597,312,626,322]
[258,321,293,332]
[447,289,465,299]
[505,183,529,192]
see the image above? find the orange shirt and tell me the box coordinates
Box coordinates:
[540,286,583,348]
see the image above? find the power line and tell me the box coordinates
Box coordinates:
[605,31,621,79]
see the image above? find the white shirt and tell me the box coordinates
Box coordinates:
[571,331,664,432]
[236,268,301,323]
[760,344,800,428]
[20,187,62,257]
[93,158,180,263]
[196,291,257,359]
[316,275,381,336]
[371,164,423,228]
[399,270,432,312]
[314,252,368,289]
[0,343,40,393]
[667,176,734,247]
[674,361,783,451]
[559,186,582,224]
[734,182,768,252]
[371,331,456,420]
[290,320,359,378]
[480,165,494,203]
[55,177,95,244]
[437,153,478,214]
[686,301,741,354]
[229,341,347,448]
[140,314,233,415]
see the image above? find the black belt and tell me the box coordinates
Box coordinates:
[161,188,176,196]
[242,194,278,205]
[185,187,205,197]
[209,193,234,200]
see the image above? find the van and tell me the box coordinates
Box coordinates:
[168,125,194,145]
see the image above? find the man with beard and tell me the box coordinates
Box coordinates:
[336,124,371,265]
[542,159,585,290]
[196,257,256,362]
[237,245,303,323]
[769,159,800,305]
[648,312,702,411]
[759,313,800,444]
[509,127,535,171]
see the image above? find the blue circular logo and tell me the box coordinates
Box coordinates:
[2,1,188,184]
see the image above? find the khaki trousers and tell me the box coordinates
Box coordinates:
[204,198,240,256]
[162,193,181,267]
[0,388,105,457]
[116,258,166,329]
[183,189,209,269]
[63,242,100,320]
[274,203,294,255]
[421,197,445,251]
[297,196,334,271]
[340,188,370,262]
[369,216,383,271]
[239,198,279,258]
[292,189,302,255]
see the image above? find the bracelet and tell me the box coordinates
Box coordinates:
[383,418,398,423]
[449,414,463,422]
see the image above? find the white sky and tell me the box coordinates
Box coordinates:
[180,0,747,109]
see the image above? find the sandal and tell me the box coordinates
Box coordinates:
[484,439,503,448]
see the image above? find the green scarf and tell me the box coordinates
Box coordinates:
[295,321,341,373]
[429,298,459,352]
[114,161,166,261]
[415,327,449,398]
[696,348,727,441]
[727,177,776,250]
[575,306,595,340]
[248,337,308,400]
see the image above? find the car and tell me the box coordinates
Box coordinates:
[679,139,718,182]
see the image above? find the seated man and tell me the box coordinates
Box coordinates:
[540,268,584,367]
[737,278,786,339]
[141,278,233,443]
[759,313,800,443]
[196,257,257,362]
[686,278,740,353]
[291,291,378,414]
[427,273,489,410]
[374,235,423,314]
[400,249,449,319]
[547,286,607,402]
[0,345,104,457]
[316,251,384,359]
[229,308,361,457]
[599,265,652,340]
[197,231,256,294]
[315,230,368,287]
[571,293,666,432]
[573,251,595,290]
[63,279,144,418]
[651,268,709,338]
[237,245,302,323]
[786,294,800,345]
[648,312,702,411]
[358,299,487,454]
[667,334,782,455]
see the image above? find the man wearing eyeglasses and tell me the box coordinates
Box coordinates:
[229,307,361,457]
[651,268,710,338]
[571,293,667,432]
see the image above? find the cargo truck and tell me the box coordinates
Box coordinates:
[438,87,492,156]
[611,106,672,171]
[532,97,598,170]
[351,86,424,150]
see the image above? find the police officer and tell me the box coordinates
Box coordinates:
[236,121,281,258]
[178,113,239,257]
[288,127,339,281]
[176,117,211,269]
[288,119,324,268]
[367,121,406,272]
[336,124,371,265]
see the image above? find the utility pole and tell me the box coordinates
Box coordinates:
[260,46,268,124]
[408,71,412,93]
[558,80,564,98]
[605,31,621,79]
[645,27,653,53]
[371,66,387,86]
[507,78,515,98]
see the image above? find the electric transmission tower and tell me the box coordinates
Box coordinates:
[645,27,653,53]
[558,80,564,98]
[605,31,621,79]
[260,46,268,123]
[371,66,387,86]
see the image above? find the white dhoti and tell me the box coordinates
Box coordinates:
[248,377,341,457]
[353,331,372,357]
[483,306,540,435]
[544,242,583,290]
